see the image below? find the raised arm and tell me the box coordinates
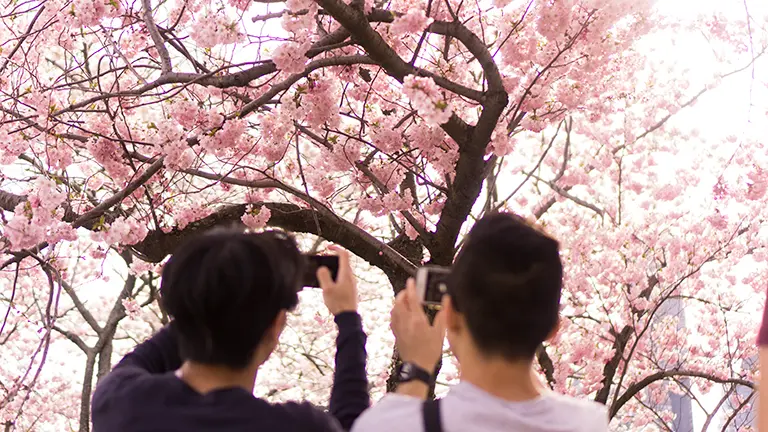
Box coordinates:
[91,324,182,428]
[111,324,183,373]
[317,247,370,430]
[329,312,370,429]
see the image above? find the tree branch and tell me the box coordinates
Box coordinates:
[238,55,378,118]
[0,6,44,75]
[609,370,754,418]
[141,0,172,74]
[52,325,90,354]
[595,326,632,405]
[131,202,418,278]
[73,157,165,229]
[314,0,474,146]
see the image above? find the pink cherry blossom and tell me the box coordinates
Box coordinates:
[121,298,142,319]
[92,216,149,246]
[4,178,76,250]
[273,41,312,74]
[241,205,272,230]
[390,10,434,36]
[402,75,453,126]
[189,11,244,47]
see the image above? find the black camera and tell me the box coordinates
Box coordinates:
[300,255,340,288]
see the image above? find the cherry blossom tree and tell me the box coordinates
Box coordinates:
[1,0,767,430]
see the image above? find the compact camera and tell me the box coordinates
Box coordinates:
[415,266,451,306]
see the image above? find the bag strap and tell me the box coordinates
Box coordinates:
[422,398,443,432]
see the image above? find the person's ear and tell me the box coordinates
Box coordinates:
[442,295,462,332]
[252,310,288,368]
[267,310,288,344]
[545,317,561,342]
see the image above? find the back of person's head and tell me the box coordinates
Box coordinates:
[160,228,305,369]
[449,212,563,361]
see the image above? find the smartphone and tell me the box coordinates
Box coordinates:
[415,266,451,305]
[301,255,340,288]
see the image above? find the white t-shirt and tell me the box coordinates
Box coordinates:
[352,382,609,432]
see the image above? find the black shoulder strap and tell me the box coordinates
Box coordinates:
[422,398,443,432]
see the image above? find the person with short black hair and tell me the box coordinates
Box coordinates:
[92,229,369,432]
[353,212,608,432]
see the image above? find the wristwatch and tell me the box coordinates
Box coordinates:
[397,362,433,385]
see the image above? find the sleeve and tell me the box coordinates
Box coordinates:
[758,291,768,346]
[111,324,183,373]
[328,312,371,431]
[91,324,182,416]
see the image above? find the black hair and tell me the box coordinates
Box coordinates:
[160,228,305,369]
[450,212,563,360]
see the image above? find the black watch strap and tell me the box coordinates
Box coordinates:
[397,362,432,385]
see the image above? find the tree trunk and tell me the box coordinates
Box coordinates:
[79,353,96,432]
[595,326,632,404]
[96,335,114,383]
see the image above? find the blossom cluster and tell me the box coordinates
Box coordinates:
[402,75,453,125]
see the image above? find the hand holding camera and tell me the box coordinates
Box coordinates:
[316,246,359,316]
[390,279,447,374]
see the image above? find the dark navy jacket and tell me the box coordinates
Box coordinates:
[92,312,369,431]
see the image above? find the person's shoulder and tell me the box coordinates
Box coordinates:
[544,392,609,429]
[274,401,343,431]
[546,391,606,412]
[92,370,183,428]
[350,394,422,432]
[92,366,158,406]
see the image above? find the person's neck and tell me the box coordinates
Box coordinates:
[459,351,542,402]
[176,361,258,395]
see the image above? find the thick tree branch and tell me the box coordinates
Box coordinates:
[1,158,161,227]
[609,370,754,418]
[426,21,505,92]
[431,88,508,263]
[131,202,418,279]
[0,190,26,213]
[595,326,632,405]
[536,344,556,389]
[127,152,418,274]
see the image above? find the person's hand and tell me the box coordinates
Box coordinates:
[317,246,358,316]
[390,278,446,374]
